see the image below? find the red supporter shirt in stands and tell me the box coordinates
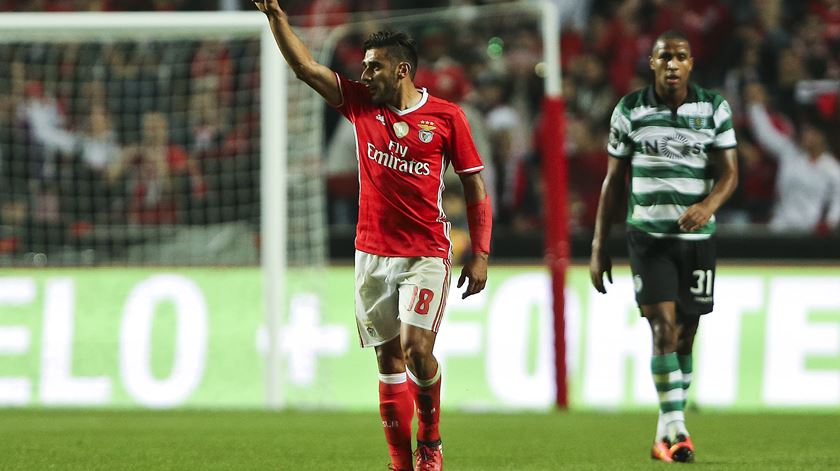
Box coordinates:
[334,74,484,259]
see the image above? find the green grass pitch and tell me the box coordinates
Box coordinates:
[0,409,837,470]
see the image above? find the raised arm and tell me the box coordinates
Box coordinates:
[743,83,797,161]
[458,171,491,299]
[254,0,341,106]
[589,157,629,294]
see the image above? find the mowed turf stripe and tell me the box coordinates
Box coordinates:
[0,410,837,470]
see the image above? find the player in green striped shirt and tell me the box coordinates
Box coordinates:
[589,30,739,464]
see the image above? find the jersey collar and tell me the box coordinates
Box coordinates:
[645,83,698,108]
[388,87,429,116]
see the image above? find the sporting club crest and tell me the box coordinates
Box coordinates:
[418,120,437,144]
[689,116,707,130]
[393,122,409,138]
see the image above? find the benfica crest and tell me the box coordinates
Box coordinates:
[393,122,409,138]
[418,120,437,143]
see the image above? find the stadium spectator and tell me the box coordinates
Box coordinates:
[17,78,76,163]
[566,53,616,127]
[409,24,497,220]
[0,90,27,256]
[76,104,120,175]
[593,0,651,95]
[745,82,840,234]
[476,73,529,227]
[565,116,608,231]
[414,25,473,104]
[299,0,349,28]
[323,119,360,226]
[732,137,777,223]
[67,104,122,224]
[190,40,235,114]
[722,27,763,116]
[650,0,734,83]
[810,0,840,43]
[108,111,205,224]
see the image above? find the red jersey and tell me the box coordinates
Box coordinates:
[334,74,484,258]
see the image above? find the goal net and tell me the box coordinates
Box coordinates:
[0,12,325,269]
[0,12,332,407]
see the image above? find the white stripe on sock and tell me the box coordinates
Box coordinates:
[658,388,684,403]
[652,370,683,384]
[379,372,407,384]
[656,412,668,441]
[406,366,441,388]
[661,410,685,425]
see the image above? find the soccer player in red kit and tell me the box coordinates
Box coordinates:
[254,2,492,470]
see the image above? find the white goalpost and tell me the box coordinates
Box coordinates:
[0,11,298,408]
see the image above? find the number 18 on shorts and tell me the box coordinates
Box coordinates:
[354,251,451,347]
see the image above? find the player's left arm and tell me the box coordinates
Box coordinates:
[457,171,491,299]
[678,147,738,232]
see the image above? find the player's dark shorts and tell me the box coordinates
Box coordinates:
[627,228,716,316]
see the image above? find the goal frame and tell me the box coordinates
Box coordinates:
[0,11,289,409]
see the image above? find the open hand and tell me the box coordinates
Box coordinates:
[589,248,612,294]
[253,0,283,16]
[458,253,488,299]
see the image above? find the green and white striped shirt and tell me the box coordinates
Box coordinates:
[607,84,737,239]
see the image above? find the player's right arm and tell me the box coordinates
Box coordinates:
[253,0,341,107]
[589,156,629,294]
[590,102,632,294]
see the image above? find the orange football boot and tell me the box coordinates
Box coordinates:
[670,434,695,463]
[651,439,673,462]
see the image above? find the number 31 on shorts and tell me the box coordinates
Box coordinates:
[690,269,714,296]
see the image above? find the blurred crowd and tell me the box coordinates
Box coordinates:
[0,38,261,256]
[562,0,840,236]
[327,0,840,240]
[1,0,839,263]
[321,0,840,239]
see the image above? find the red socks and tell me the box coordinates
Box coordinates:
[378,373,413,468]
[407,366,442,443]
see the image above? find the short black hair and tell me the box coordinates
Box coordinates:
[363,31,418,78]
[652,30,691,54]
